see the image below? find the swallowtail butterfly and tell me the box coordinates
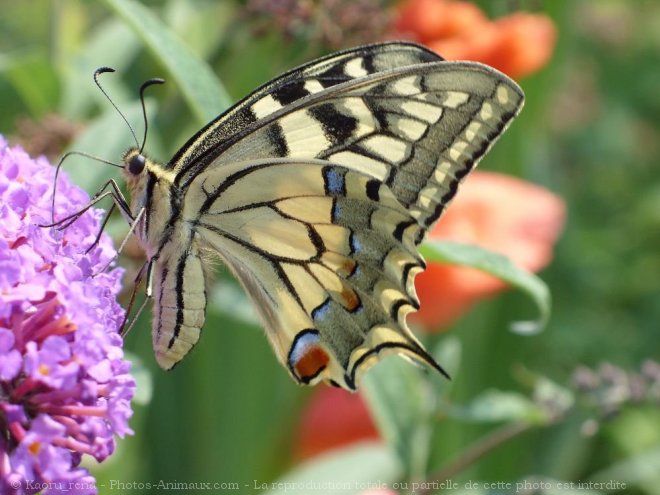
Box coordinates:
[85,42,524,390]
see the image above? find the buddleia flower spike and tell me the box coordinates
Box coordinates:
[0,136,135,494]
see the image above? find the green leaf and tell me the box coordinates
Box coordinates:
[420,240,551,335]
[603,408,660,495]
[589,446,660,495]
[208,276,260,326]
[433,336,461,378]
[431,336,461,397]
[59,18,142,118]
[2,51,60,117]
[361,357,433,480]
[101,0,231,123]
[264,443,401,495]
[450,389,547,424]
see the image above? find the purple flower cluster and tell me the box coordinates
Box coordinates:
[0,136,134,495]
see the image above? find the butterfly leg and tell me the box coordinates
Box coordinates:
[82,177,139,254]
[42,178,132,228]
[92,206,146,277]
[84,203,116,254]
[120,258,154,337]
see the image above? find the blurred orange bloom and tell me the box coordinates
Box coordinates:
[294,387,380,459]
[393,0,557,78]
[412,171,565,331]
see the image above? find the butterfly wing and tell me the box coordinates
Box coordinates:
[183,158,435,389]
[149,42,524,387]
[174,53,524,236]
[167,41,442,182]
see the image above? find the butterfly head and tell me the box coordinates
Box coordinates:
[123,148,146,176]
[121,148,172,200]
[121,148,158,199]
[127,151,146,175]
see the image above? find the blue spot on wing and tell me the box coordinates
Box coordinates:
[332,201,342,221]
[312,299,332,322]
[324,167,345,195]
[350,233,362,253]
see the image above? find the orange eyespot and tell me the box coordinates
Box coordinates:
[294,345,330,382]
[288,330,331,383]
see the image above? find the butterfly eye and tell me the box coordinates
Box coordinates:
[128,154,146,175]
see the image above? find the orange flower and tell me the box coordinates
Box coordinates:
[394,0,487,43]
[294,387,380,459]
[412,171,565,331]
[393,0,557,78]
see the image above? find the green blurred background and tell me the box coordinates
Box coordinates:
[1,1,658,493]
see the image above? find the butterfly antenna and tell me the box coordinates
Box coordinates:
[94,67,140,149]
[138,77,165,153]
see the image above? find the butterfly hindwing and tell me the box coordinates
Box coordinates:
[181,159,437,389]
[150,244,207,370]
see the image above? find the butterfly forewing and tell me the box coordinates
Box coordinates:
[167,42,442,185]
[126,42,524,389]
[209,62,523,235]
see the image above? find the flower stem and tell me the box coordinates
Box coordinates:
[418,422,532,495]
